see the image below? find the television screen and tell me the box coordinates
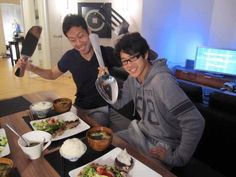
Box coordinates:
[194,46,236,76]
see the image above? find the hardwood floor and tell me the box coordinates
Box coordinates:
[0,58,76,101]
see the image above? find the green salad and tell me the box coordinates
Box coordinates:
[78,163,123,177]
[32,118,65,134]
[0,136,8,153]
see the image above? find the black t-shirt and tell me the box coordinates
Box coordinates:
[57,46,121,109]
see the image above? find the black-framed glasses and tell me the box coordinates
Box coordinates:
[121,53,140,66]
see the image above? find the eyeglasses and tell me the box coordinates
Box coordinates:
[121,53,140,66]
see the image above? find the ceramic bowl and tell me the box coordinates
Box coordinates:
[86,126,113,151]
[0,157,13,177]
[30,101,53,118]
[59,138,87,162]
[53,98,72,113]
[18,130,52,160]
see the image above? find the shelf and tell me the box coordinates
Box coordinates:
[175,68,232,89]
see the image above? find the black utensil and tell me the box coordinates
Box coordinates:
[15,26,42,77]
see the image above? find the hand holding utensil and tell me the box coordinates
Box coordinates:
[89,33,118,104]
[15,26,42,77]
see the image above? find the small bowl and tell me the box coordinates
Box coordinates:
[59,138,87,162]
[18,131,52,160]
[30,101,53,118]
[0,157,13,177]
[53,98,72,113]
[86,126,113,151]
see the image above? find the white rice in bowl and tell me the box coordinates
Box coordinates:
[31,101,53,111]
[60,138,86,161]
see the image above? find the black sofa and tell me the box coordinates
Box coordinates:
[178,81,203,103]
[194,92,236,177]
[173,81,236,177]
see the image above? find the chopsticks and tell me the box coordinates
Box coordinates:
[27,110,34,120]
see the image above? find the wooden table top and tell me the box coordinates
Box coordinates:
[0,91,176,177]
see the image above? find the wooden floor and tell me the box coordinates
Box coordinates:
[0,58,76,101]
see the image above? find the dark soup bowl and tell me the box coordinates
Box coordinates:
[86,126,113,151]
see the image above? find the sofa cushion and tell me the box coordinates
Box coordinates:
[209,92,236,114]
[172,158,226,177]
[178,81,203,103]
[194,103,236,177]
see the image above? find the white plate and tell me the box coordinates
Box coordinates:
[30,112,90,141]
[69,147,162,177]
[0,128,10,157]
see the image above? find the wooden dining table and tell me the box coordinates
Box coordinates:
[0,91,176,177]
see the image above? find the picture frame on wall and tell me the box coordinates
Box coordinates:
[78,2,111,38]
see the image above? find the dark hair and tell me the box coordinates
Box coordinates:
[115,32,150,59]
[62,14,88,36]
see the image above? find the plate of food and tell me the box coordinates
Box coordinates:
[69,147,162,177]
[0,128,10,157]
[30,112,90,141]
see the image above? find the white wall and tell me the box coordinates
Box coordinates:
[112,0,143,33]
[0,7,4,55]
[141,0,181,65]
[21,0,42,69]
[208,0,236,48]
[141,0,236,68]
[21,0,51,74]
[0,0,20,55]
[173,0,214,66]
[1,4,23,43]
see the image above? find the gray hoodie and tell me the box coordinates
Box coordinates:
[113,59,205,167]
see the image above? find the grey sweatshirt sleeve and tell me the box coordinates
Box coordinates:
[112,77,133,109]
[157,75,205,167]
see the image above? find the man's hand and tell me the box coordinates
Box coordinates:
[98,67,109,78]
[149,145,167,161]
[16,58,34,71]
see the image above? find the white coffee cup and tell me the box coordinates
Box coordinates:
[18,130,52,160]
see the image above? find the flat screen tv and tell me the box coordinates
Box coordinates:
[194,46,236,77]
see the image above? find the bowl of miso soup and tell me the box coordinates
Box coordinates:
[86,126,113,151]
[0,158,13,177]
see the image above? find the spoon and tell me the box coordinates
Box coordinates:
[95,74,118,104]
[6,124,30,147]
[89,33,119,104]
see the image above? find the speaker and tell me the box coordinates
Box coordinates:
[78,3,111,38]
[185,59,194,69]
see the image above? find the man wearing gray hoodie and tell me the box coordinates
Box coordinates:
[110,32,205,168]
